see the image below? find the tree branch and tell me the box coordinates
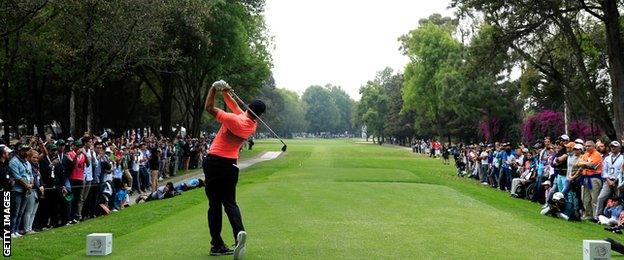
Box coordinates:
[579,0,605,21]
[0,0,49,38]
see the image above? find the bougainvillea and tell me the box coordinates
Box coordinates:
[569,120,602,141]
[479,117,501,142]
[522,110,602,143]
[522,110,564,143]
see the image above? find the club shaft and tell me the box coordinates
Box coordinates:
[227,91,287,146]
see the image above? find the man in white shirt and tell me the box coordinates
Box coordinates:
[479,148,489,185]
[596,141,623,217]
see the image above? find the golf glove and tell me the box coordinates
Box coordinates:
[212,80,231,91]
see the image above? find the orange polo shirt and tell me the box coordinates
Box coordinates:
[208,110,257,159]
[580,150,603,176]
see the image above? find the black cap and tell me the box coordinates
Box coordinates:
[248,100,266,117]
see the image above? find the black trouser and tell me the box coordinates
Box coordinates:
[84,183,100,218]
[203,155,244,247]
[130,170,140,192]
[35,188,63,228]
[70,179,84,220]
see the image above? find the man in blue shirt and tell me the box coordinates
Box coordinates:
[9,144,33,237]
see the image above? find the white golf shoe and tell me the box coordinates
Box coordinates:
[233,231,247,260]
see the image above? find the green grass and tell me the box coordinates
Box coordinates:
[11,139,621,259]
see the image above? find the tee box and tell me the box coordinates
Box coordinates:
[583,240,610,260]
[86,233,113,256]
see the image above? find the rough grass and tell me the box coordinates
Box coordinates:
[11,139,623,259]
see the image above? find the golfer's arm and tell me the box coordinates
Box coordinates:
[222,91,243,115]
[204,86,219,117]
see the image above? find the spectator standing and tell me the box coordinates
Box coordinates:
[139,143,150,192]
[67,140,88,223]
[596,141,623,217]
[0,145,13,192]
[549,137,570,204]
[130,146,141,193]
[9,145,32,237]
[23,150,42,234]
[149,149,160,191]
[479,148,489,185]
[578,141,604,220]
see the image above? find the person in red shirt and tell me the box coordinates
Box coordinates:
[203,80,265,258]
[67,140,89,223]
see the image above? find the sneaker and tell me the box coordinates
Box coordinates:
[234,231,247,260]
[209,245,233,256]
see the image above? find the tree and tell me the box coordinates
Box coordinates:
[46,0,166,135]
[383,73,415,145]
[452,0,619,139]
[355,69,391,143]
[400,14,462,140]
[277,89,307,136]
[302,85,340,134]
[174,0,272,137]
[327,85,354,133]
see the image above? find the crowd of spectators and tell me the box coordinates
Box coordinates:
[0,130,214,238]
[419,134,624,232]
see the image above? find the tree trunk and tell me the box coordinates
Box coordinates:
[70,87,76,137]
[86,89,93,133]
[552,7,617,139]
[189,100,203,137]
[160,73,173,137]
[34,75,44,138]
[602,0,624,140]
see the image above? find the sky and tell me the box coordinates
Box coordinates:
[264,0,454,100]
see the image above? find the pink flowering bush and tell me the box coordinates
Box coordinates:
[522,110,564,143]
[479,117,500,142]
[569,120,602,141]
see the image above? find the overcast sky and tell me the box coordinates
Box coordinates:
[264,0,454,100]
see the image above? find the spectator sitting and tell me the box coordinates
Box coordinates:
[540,192,570,220]
[113,185,129,211]
[135,182,178,204]
[598,198,623,226]
[174,178,205,193]
[510,151,535,198]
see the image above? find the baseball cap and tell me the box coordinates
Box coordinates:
[610,141,621,147]
[559,134,570,141]
[73,140,83,147]
[19,144,31,151]
[105,147,112,153]
[575,138,584,144]
[553,192,564,201]
[248,100,266,117]
[45,143,58,151]
[574,143,584,150]
[56,139,66,146]
[0,145,12,154]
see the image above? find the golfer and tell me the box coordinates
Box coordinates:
[203,80,265,259]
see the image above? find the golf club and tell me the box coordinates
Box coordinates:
[227,90,287,152]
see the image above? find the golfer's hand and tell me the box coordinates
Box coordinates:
[212,80,230,91]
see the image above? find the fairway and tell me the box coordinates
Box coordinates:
[12,139,620,259]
